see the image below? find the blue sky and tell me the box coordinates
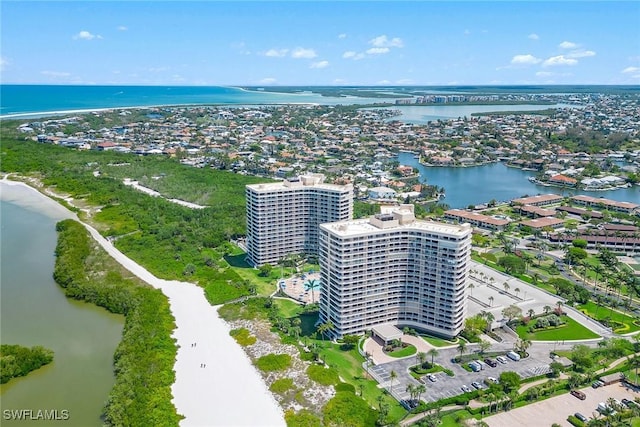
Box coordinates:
[1,1,639,86]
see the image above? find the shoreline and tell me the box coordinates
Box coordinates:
[0,178,286,427]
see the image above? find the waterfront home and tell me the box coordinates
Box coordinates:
[519,216,565,230]
[571,195,639,215]
[444,209,509,231]
[368,186,397,201]
[511,194,564,207]
[548,174,578,187]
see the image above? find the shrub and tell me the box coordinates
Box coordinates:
[270,378,294,393]
[307,364,339,386]
[229,328,257,346]
[284,409,321,427]
[255,354,291,372]
[567,415,585,427]
[335,382,356,393]
[322,392,377,427]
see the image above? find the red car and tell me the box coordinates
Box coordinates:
[570,390,586,400]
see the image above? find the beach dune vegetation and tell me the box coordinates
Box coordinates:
[53,219,181,426]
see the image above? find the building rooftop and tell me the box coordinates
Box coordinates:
[511,194,563,205]
[247,173,352,193]
[322,205,471,238]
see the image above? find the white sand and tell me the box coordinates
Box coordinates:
[0,179,286,427]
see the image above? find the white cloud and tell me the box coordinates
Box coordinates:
[41,70,71,77]
[559,41,578,49]
[369,35,403,48]
[291,47,317,59]
[536,71,553,77]
[510,54,542,65]
[73,30,102,40]
[543,55,578,67]
[117,26,128,31]
[338,33,347,39]
[342,51,364,60]
[567,50,596,59]
[396,78,414,84]
[310,60,329,69]
[622,66,640,74]
[264,49,288,57]
[366,47,390,55]
[528,33,539,40]
[0,56,8,71]
[333,78,347,84]
[377,79,391,85]
[259,77,277,84]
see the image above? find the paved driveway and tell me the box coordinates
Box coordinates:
[484,382,639,427]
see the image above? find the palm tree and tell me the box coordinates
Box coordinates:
[389,370,397,393]
[416,351,427,368]
[457,341,467,359]
[488,296,494,307]
[468,282,475,296]
[527,308,535,318]
[503,282,510,294]
[514,287,521,298]
[317,320,334,341]
[628,355,640,387]
[406,384,417,403]
[416,384,426,403]
[427,348,439,366]
[543,305,552,315]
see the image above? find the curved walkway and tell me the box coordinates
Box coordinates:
[364,334,436,365]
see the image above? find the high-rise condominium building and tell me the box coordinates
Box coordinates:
[318,205,471,339]
[245,174,353,267]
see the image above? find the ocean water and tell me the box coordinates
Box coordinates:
[0,85,391,117]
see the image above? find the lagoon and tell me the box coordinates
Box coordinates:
[397,152,640,209]
[0,193,124,427]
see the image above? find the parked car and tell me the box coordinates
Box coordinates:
[468,362,481,372]
[575,413,588,422]
[622,398,638,408]
[484,358,497,367]
[473,360,485,370]
[506,351,521,361]
[570,390,586,400]
[592,380,604,388]
[496,356,507,364]
[461,385,472,393]
[486,376,499,384]
[426,373,437,383]
[401,399,419,410]
[471,381,483,390]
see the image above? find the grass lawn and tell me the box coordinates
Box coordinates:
[386,345,417,358]
[515,316,600,340]
[421,335,458,347]
[274,298,304,318]
[579,301,640,333]
[319,343,406,422]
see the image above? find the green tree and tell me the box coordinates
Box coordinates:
[427,348,439,366]
[498,371,521,393]
[258,263,273,277]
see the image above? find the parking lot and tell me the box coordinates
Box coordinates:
[484,382,639,427]
[377,345,560,403]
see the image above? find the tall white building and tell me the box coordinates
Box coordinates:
[318,205,471,339]
[246,174,353,267]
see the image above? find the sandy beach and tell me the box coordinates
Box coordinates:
[0,178,286,426]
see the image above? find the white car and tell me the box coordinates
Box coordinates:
[426,373,437,382]
[496,356,507,364]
